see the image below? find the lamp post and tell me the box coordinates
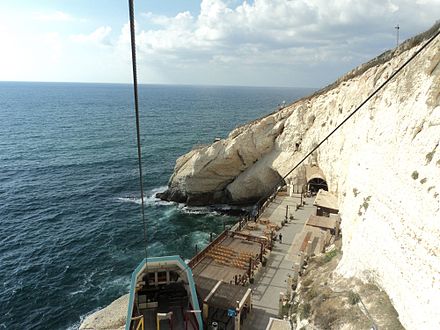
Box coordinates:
[395,24,400,47]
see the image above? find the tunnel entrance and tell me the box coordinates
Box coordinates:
[304,164,328,196]
[307,178,328,194]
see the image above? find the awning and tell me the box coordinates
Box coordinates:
[313,189,339,211]
[205,282,250,310]
[306,214,338,230]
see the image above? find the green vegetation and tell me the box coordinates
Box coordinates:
[426,151,434,164]
[348,291,361,305]
[291,302,299,314]
[425,143,438,164]
[314,307,338,329]
[420,178,427,184]
[280,302,291,318]
[359,195,372,215]
[302,278,313,287]
[298,302,311,320]
[411,171,419,180]
[353,187,360,197]
[324,249,338,263]
[363,196,371,210]
[306,286,319,301]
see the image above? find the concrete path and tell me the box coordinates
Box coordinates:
[243,197,316,329]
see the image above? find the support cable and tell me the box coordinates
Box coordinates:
[128,0,148,263]
[255,28,440,210]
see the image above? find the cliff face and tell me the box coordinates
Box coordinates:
[162,25,440,329]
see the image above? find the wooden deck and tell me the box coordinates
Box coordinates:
[191,234,262,284]
[188,186,341,329]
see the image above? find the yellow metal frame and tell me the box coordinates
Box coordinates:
[136,317,144,330]
[131,315,144,330]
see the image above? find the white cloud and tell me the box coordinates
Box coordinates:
[71,26,112,45]
[143,11,194,29]
[2,0,438,86]
[120,0,439,86]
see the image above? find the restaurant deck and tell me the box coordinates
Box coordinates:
[191,232,264,284]
[188,187,340,329]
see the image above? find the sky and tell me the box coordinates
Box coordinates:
[0,0,439,88]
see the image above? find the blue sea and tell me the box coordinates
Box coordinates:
[0,82,313,329]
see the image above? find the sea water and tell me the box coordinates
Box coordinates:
[0,82,313,329]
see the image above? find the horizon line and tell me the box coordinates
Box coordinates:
[0,80,319,90]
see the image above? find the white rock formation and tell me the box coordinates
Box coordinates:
[79,294,128,330]
[161,24,440,329]
[159,112,288,204]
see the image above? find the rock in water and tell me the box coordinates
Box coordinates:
[79,294,128,330]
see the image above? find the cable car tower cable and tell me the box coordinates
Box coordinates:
[128,0,148,265]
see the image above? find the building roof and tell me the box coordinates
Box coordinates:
[306,214,338,230]
[313,189,339,211]
[206,282,249,310]
[194,275,219,301]
[194,275,250,311]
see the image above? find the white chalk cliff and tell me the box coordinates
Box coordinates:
[161,24,440,329]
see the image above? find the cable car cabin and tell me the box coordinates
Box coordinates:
[126,256,203,330]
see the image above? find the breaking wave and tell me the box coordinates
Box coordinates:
[117,186,172,206]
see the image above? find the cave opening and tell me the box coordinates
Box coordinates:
[307,178,328,194]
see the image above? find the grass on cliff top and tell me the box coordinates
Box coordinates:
[296,238,404,330]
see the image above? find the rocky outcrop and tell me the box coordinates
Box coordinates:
[160,23,440,329]
[158,112,288,205]
[79,294,128,330]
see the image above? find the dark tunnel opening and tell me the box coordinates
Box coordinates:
[307,178,328,195]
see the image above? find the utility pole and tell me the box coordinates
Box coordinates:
[395,24,400,47]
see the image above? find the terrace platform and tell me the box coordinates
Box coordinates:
[242,197,317,329]
[192,234,262,284]
[188,188,340,329]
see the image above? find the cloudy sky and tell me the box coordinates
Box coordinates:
[0,0,439,87]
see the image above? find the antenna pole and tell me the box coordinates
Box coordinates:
[128,0,148,263]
